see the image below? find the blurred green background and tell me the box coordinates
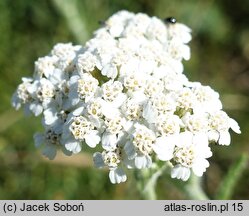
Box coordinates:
[0,0,249,199]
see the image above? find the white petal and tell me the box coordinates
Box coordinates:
[72,106,84,116]
[229,118,241,134]
[69,75,80,85]
[43,107,58,125]
[182,44,191,60]
[85,131,100,148]
[153,136,175,161]
[29,102,43,116]
[135,155,152,169]
[193,132,208,147]
[101,132,117,150]
[153,65,167,79]
[61,145,73,156]
[171,165,191,181]
[168,59,183,74]
[93,152,105,168]
[123,120,133,133]
[178,131,192,147]
[138,60,155,74]
[34,133,45,148]
[64,93,80,109]
[102,64,118,79]
[219,131,231,145]
[11,93,21,110]
[123,157,135,169]
[129,90,147,103]
[142,102,157,123]
[24,104,32,116]
[192,159,209,177]
[22,77,33,82]
[112,93,127,108]
[109,25,124,37]
[199,145,213,158]
[27,81,38,95]
[182,168,191,181]
[101,101,120,118]
[109,168,127,184]
[65,140,82,153]
[42,145,56,160]
[208,130,219,142]
[124,141,136,160]
[49,69,65,85]
[67,90,80,106]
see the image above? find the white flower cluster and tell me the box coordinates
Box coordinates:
[12,11,240,184]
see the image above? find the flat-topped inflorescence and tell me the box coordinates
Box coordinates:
[12,11,240,183]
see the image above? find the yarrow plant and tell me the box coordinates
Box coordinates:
[12,11,240,185]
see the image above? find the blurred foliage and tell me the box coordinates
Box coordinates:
[0,0,248,199]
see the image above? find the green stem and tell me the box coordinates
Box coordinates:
[143,164,167,200]
[182,175,209,200]
[135,163,210,200]
[216,153,248,199]
[135,164,168,200]
[166,171,209,200]
[52,0,89,44]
